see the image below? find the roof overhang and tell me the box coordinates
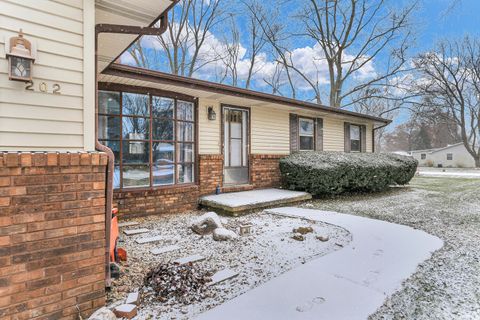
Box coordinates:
[95,0,176,73]
[100,64,392,125]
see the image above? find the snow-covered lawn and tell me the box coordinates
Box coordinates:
[417,167,480,178]
[302,176,480,319]
[108,211,351,319]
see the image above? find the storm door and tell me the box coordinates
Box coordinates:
[223,106,249,185]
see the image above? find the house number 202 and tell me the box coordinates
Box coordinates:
[25,81,61,94]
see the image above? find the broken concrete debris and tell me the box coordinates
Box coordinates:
[124,228,150,236]
[173,254,205,265]
[150,245,180,255]
[191,212,223,235]
[126,291,140,306]
[213,227,239,241]
[113,304,137,319]
[209,269,239,286]
[239,224,253,235]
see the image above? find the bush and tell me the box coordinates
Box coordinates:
[279,152,418,196]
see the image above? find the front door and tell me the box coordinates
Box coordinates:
[223,106,249,185]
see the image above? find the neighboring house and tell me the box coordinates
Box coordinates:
[0,0,390,318]
[410,143,476,168]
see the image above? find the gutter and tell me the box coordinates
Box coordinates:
[94,6,174,287]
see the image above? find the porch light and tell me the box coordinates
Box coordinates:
[207,106,216,121]
[6,29,35,82]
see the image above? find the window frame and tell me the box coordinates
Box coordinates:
[446,153,453,161]
[98,83,198,191]
[298,117,316,151]
[349,124,362,153]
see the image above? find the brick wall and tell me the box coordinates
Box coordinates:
[113,185,199,217]
[198,154,223,195]
[0,152,107,320]
[250,154,286,188]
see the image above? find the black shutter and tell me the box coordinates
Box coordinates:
[360,125,367,152]
[344,122,351,152]
[315,118,323,151]
[290,114,299,153]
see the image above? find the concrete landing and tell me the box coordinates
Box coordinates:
[199,188,312,215]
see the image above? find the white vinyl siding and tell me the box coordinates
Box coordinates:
[0,0,94,151]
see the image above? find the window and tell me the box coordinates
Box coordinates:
[299,118,315,151]
[421,153,426,160]
[350,125,361,152]
[98,90,196,189]
[447,153,453,161]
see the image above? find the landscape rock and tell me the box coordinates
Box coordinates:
[316,235,329,242]
[88,307,117,320]
[293,226,314,235]
[113,304,137,319]
[292,234,305,241]
[212,227,238,241]
[191,212,222,235]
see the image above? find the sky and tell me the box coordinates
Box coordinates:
[121,0,480,128]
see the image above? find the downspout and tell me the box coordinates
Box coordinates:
[95,13,171,287]
[372,122,391,153]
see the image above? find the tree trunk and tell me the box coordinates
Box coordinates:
[475,156,480,168]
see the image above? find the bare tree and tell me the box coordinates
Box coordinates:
[245,1,298,98]
[126,0,226,76]
[218,16,241,85]
[412,37,480,167]
[297,0,416,108]
[263,62,284,95]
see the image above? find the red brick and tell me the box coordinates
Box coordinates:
[32,153,47,167]
[0,198,10,207]
[46,153,58,166]
[0,177,10,187]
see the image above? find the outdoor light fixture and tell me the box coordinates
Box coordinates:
[6,29,35,82]
[207,106,216,121]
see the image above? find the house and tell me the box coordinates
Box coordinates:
[0,0,390,318]
[410,142,476,168]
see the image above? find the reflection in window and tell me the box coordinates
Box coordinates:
[299,118,314,151]
[98,90,195,189]
[350,125,361,152]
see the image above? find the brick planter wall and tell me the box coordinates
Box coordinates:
[113,185,199,217]
[250,154,287,188]
[0,152,107,320]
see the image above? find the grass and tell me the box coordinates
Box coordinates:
[302,176,480,319]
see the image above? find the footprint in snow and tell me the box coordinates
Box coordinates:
[295,296,326,312]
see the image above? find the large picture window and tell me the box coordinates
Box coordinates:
[98,90,196,189]
[299,118,315,151]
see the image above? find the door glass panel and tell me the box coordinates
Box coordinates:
[230,139,242,167]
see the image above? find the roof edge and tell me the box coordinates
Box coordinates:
[103,63,392,124]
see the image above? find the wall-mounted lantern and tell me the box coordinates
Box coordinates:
[207,106,216,121]
[6,29,35,82]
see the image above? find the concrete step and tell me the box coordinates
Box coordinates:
[199,188,312,216]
